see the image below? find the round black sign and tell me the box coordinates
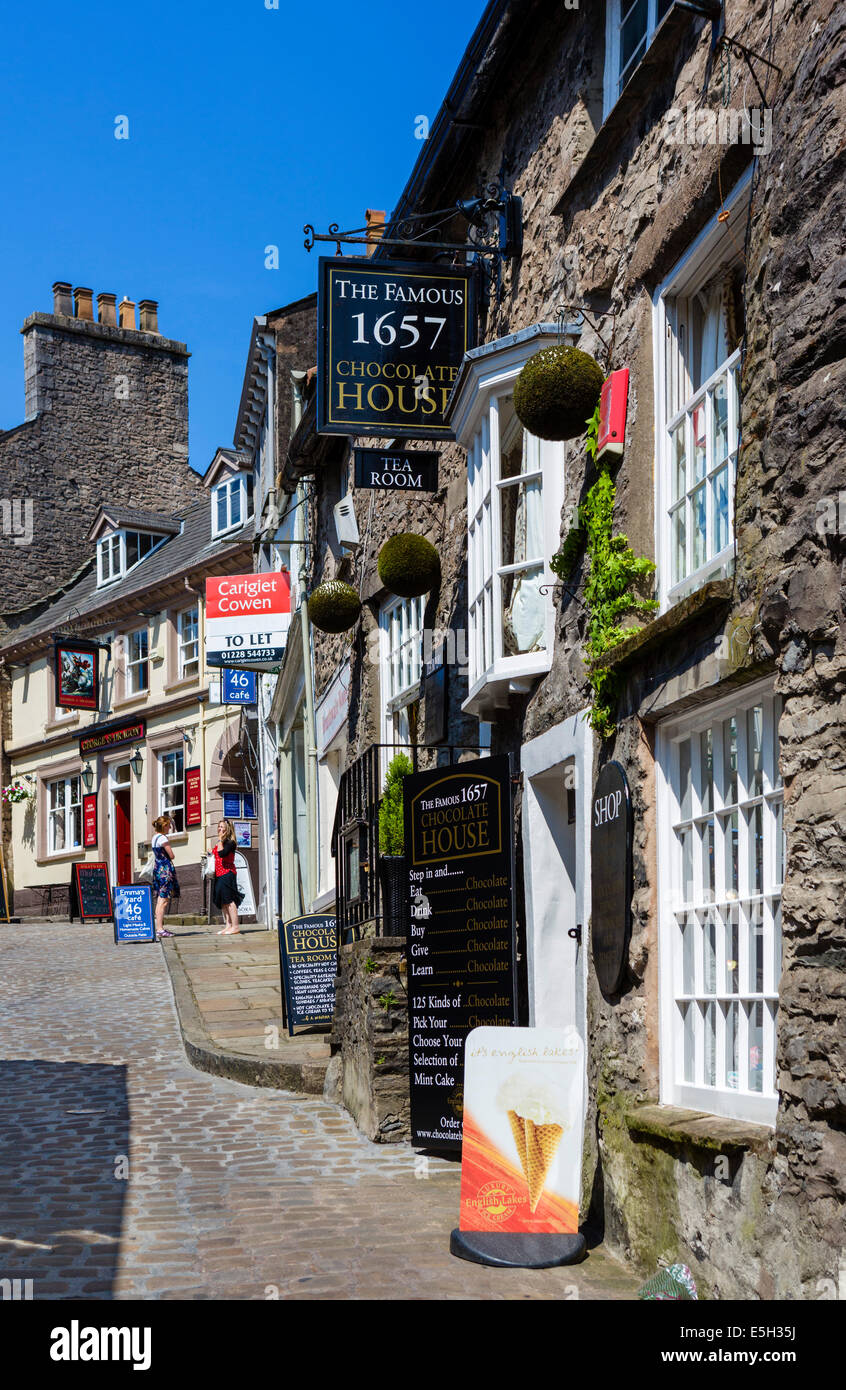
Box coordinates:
[590,761,632,996]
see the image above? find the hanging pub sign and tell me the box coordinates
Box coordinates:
[317,256,475,440]
[354,447,439,492]
[54,639,99,711]
[277,912,338,1035]
[185,767,202,827]
[70,862,112,922]
[205,572,292,670]
[83,793,98,848]
[590,761,633,995]
[403,754,517,1152]
[79,719,145,757]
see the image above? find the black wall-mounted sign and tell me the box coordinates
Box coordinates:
[354,447,439,492]
[278,912,338,1036]
[317,256,475,440]
[590,761,633,996]
[54,640,99,711]
[403,754,517,1151]
[421,645,448,745]
[70,862,113,922]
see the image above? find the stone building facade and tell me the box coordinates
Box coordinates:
[266,0,844,1295]
[0,281,202,627]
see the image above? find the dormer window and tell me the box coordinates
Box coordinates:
[98,534,122,586]
[96,530,165,587]
[213,472,254,537]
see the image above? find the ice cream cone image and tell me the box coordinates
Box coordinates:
[525,1119,564,1211]
[497,1072,572,1212]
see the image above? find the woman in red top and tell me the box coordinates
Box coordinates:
[210,818,241,936]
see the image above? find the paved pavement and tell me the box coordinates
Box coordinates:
[0,922,638,1300]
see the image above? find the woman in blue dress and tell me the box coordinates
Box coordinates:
[151,814,180,940]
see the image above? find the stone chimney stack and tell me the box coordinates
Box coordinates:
[97,292,117,327]
[366,208,386,257]
[119,297,137,330]
[52,281,73,316]
[138,299,159,334]
[73,287,94,321]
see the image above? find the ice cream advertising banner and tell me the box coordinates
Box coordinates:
[205,572,292,669]
[459,1027,584,1236]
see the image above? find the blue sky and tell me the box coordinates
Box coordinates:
[0,0,485,472]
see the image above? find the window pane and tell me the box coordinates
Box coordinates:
[671,422,686,501]
[231,482,242,526]
[682,1002,695,1083]
[681,912,695,994]
[704,912,716,993]
[679,827,693,902]
[747,705,763,797]
[712,465,729,553]
[216,488,227,532]
[748,1001,764,1092]
[748,803,763,895]
[775,798,785,885]
[126,533,139,568]
[620,0,648,80]
[692,404,707,481]
[749,901,765,993]
[699,728,713,813]
[692,485,706,570]
[723,717,738,804]
[703,819,715,901]
[704,1002,716,1086]
[722,811,738,897]
[725,908,739,993]
[725,1002,738,1088]
[671,505,686,586]
[502,567,545,655]
[713,377,729,464]
[678,738,691,819]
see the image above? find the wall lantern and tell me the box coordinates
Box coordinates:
[81,762,95,793]
[129,747,144,779]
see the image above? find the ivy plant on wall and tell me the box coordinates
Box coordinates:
[551,403,658,738]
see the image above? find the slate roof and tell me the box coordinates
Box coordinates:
[2,498,255,656]
[88,505,182,539]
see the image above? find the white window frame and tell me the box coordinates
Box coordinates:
[212,473,254,537]
[604,0,674,120]
[379,595,425,755]
[47,774,82,854]
[656,677,784,1126]
[177,606,199,681]
[97,529,165,588]
[126,628,149,696]
[159,749,185,832]
[653,169,752,611]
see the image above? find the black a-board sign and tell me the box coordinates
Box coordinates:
[354,447,439,493]
[402,754,517,1151]
[278,912,338,1036]
[70,862,113,922]
[317,257,475,440]
[590,761,633,995]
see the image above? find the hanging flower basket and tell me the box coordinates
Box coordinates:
[377,533,440,598]
[513,345,604,441]
[2,779,35,805]
[307,580,362,634]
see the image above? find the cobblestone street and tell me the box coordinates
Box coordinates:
[0,924,637,1301]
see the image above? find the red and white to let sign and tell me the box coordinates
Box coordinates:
[205,572,292,668]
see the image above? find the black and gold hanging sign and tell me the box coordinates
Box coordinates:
[317,257,475,440]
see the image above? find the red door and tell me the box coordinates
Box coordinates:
[114,789,132,886]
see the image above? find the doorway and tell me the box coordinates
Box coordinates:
[110,764,133,886]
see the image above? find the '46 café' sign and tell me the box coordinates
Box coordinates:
[317,257,475,440]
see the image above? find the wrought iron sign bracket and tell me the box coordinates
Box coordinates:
[716,34,783,108]
[554,305,617,369]
[304,185,522,263]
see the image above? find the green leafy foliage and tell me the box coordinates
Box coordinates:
[378,752,414,855]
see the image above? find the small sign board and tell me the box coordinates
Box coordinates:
[278,912,338,1035]
[79,719,145,757]
[83,793,98,848]
[222,668,257,704]
[113,884,156,944]
[70,862,112,922]
[185,767,202,827]
[234,821,251,848]
[354,447,438,492]
[205,572,291,670]
[54,639,99,712]
[590,761,633,995]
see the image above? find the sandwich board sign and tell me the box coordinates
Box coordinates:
[278,912,338,1035]
[113,885,156,944]
[70,862,112,922]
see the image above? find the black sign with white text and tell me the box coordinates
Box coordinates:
[278,912,338,1035]
[354,447,438,492]
[590,761,633,995]
[403,755,516,1150]
[317,257,475,439]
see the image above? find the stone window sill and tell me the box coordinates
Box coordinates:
[45,715,80,734]
[112,693,150,712]
[36,848,86,867]
[625,1102,772,1157]
[593,579,733,673]
[163,677,200,697]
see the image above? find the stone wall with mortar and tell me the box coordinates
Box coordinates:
[331,937,411,1143]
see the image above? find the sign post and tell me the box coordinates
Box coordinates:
[277,912,338,1036]
[113,885,156,944]
[403,754,517,1151]
[590,761,633,995]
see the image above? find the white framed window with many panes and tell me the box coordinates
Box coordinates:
[159,749,185,832]
[654,171,751,610]
[47,774,82,854]
[656,679,784,1126]
[126,629,149,695]
[604,0,674,118]
[212,473,254,537]
[178,606,199,680]
[380,595,425,756]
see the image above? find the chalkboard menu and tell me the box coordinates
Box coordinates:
[278,913,338,1036]
[403,755,517,1151]
[590,761,632,996]
[113,885,156,944]
[70,862,112,922]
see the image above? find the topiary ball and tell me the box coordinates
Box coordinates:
[513,345,604,441]
[377,533,441,598]
[307,580,362,633]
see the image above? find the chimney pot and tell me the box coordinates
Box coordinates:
[119,297,137,330]
[52,281,73,316]
[138,299,159,334]
[73,286,94,321]
[97,292,117,327]
[365,209,386,258]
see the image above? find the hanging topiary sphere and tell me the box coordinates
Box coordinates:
[377,533,441,598]
[513,345,604,441]
[307,580,362,633]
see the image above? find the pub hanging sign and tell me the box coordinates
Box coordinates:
[317,256,475,440]
[54,639,99,712]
